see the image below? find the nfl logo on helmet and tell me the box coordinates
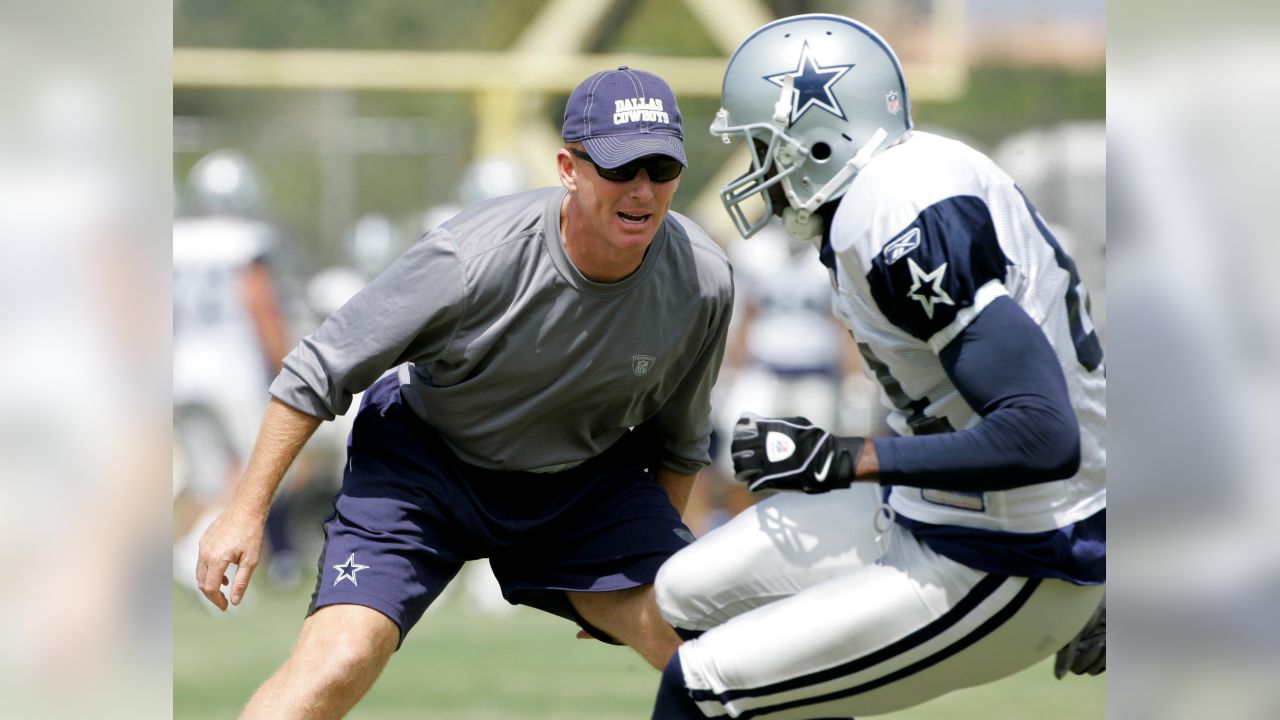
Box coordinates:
[886,91,901,114]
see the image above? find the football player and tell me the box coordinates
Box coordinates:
[652,15,1106,719]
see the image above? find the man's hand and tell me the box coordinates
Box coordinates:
[730,413,863,494]
[195,505,267,611]
[1055,594,1106,678]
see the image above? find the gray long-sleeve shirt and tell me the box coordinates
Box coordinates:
[269,187,733,474]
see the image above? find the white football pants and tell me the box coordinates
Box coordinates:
[655,485,1103,718]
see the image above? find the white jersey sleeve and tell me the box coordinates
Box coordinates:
[828,132,1105,533]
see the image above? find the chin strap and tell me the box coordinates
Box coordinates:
[773,74,796,127]
[782,206,824,242]
[785,127,890,233]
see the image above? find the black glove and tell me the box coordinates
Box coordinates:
[730,413,864,494]
[1054,594,1105,678]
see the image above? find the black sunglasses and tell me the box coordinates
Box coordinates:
[569,148,683,183]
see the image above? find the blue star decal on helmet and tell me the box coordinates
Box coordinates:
[764,42,855,125]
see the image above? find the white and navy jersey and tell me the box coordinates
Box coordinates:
[172,216,278,400]
[172,216,274,350]
[828,131,1105,535]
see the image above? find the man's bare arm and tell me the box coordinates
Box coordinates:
[240,262,292,376]
[196,398,322,610]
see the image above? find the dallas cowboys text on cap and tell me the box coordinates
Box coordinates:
[562,66,687,169]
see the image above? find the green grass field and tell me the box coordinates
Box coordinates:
[174,572,1104,719]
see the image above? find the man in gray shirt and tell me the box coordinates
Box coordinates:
[196,66,733,717]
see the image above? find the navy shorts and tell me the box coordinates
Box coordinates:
[308,374,694,644]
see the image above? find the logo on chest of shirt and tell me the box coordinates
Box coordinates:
[632,354,657,376]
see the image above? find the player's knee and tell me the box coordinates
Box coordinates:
[334,632,392,672]
[655,548,720,631]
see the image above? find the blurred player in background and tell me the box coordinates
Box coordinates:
[305,212,402,323]
[721,221,844,430]
[196,67,732,718]
[173,149,296,592]
[652,15,1106,719]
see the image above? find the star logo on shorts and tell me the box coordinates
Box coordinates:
[905,257,954,319]
[332,553,369,587]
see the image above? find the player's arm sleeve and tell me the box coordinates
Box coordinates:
[268,230,467,420]
[872,295,1080,490]
[652,269,735,475]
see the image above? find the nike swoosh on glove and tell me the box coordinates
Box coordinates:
[729,413,864,494]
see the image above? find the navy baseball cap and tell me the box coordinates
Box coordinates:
[562,66,687,169]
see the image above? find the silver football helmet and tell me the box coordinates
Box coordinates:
[713,14,913,238]
[186,149,265,217]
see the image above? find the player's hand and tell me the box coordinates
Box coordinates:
[730,413,863,494]
[1055,594,1105,678]
[195,504,266,611]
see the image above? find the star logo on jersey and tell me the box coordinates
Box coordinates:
[764,42,854,124]
[332,553,369,587]
[905,258,955,319]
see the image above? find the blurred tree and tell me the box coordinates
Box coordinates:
[590,0,720,55]
[174,0,1103,266]
[916,66,1104,149]
[175,0,547,50]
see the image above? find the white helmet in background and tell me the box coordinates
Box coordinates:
[186,149,265,217]
[713,14,912,238]
[346,212,398,279]
[459,157,527,207]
